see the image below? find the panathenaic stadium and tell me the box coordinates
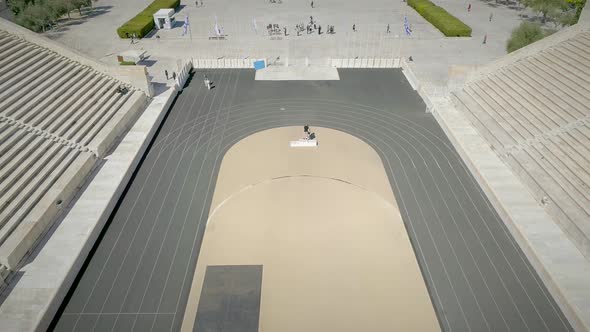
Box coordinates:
[0,0,589,331]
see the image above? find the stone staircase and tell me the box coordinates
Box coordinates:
[453,30,590,259]
[0,28,148,287]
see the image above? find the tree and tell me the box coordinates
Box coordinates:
[70,0,90,15]
[522,0,568,23]
[16,2,56,32]
[47,0,73,19]
[565,0,587,23]
[506,22,547,53]
[7,0,34,16]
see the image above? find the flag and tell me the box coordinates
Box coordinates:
[252,17,258,34]
[182,15,190,36]
[404,16,412,36]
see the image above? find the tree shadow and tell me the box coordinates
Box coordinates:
[50,5,113,32]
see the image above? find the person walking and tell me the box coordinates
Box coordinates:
[467,3,471,12]
[311,1,314,8]
[204,75,210,89]
[165,70,169,79]
[483,34,487,44]
[284,27,287,36]
[172,72,177,81]
[489,12,493,21]
[353,24,356,32]
[318,25,321,34]
[387,24,390,33]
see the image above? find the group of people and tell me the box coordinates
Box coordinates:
[164,70,177,81]
[303,124,316,140]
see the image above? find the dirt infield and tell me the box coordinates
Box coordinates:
[181,127,439,332]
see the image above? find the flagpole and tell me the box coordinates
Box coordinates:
[189,16,193,42]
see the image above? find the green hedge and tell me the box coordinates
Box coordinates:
[117,0,180,38]
[408,0,472,37]
[119,61,137,65]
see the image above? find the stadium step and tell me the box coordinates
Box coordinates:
[0,47,45,85]
[73,91,129,144]
[520,58,589,116]
[0,143,66,234]
[64,80,122,142]
[0,38,23,57]
[452,90,513,149]
[0,150,95,270]
[543,50,590,84]
[532,141,590,209]
[26,72,101,128]
[496,68,568,128]
[1,61,80,117]
[468,82,532,142]
[39,75,112,135]
[504,65,582,123]
[559,42,590,66]
[485,74,550,135]
[0,57,72,112]
[8,66,88,121]
[86,91,147,157]
[0,131,43,180]
[521,145,590,218]
[534,55,590,95]
[0,146,76,249]
[0,54,62,104]
[52,78,116,138]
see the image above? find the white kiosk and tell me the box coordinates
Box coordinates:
[153,8,175,30]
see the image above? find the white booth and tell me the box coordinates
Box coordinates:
[153,8,175,30]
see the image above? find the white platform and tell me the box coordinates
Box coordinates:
[290,139,318,147]
[255,66,340,81]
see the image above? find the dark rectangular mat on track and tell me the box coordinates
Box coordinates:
[194,265,263,332]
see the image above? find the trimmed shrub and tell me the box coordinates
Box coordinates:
[506,22,547,53]
[116,0,180,38]
[408,0,472,37]
[119,61,136,65]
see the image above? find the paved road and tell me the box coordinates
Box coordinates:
[52,69,573,332]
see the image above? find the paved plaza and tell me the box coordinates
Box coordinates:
[45,0,534,85]
[51,69,573,332]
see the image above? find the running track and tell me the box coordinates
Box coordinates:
[52,69,573,332]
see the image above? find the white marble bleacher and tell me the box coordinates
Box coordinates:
[453,29,590,259]
[0,28,148,286]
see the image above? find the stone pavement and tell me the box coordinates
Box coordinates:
[44,0,539,86]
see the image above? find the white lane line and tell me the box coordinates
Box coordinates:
[169,69,241,331]
[96,79,211,332]
[69,78,197,332]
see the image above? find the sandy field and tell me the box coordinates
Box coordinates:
[181,127,439,332]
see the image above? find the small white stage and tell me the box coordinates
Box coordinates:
[290,139,318,147]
